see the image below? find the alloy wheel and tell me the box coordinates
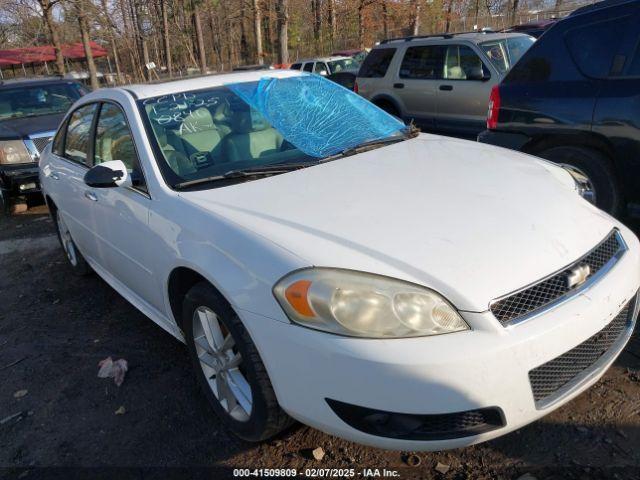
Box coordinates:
[192,306,253,422]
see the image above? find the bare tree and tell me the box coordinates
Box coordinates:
[252,0,264,64]
[193,1,207,72]
[161,0,172,76]
[275,0,288,64]
[312,0,321,52]
[410,0,421,36]
[381,0,389,39]
[37,0,65,74]
[554,0,564,15]
[75,0,99,89]
[508,0,519,25]
[327,0,336,49]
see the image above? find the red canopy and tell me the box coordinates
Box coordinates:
[0,42,108,66]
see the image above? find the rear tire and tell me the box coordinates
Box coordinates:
[53,209,91,275]
[537,145,622,216]
[183,282,294,442]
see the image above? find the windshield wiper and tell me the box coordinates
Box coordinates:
[320,124,420,163]
[174,163,312,190]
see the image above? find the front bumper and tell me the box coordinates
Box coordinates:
[0,163,41,196]
[240,228,640,450]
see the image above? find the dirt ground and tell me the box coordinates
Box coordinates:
[1,204,640,480]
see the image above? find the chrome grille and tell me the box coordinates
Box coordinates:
[490,231,624,325]
[30,135,52,153]
[529,298,636,406]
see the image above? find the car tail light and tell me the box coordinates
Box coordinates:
[354,80,359,93]
[487,85,501,130]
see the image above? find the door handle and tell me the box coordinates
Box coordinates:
[50,172,59,180]
[84,191,98,202]
[439,85,453,91]
[393,83,404,89]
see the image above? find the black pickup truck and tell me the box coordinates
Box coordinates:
[0,77,86,215]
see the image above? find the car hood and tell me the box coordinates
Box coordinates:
[0,112,64,139]
[181,134,616,311]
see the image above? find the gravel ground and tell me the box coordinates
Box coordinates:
[1,206,640,480]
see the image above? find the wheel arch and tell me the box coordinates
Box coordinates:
[167,265,233,332]
[523,132,616,167]
[370,94,403,116]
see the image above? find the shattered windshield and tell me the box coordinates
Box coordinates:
[140,73,405,188]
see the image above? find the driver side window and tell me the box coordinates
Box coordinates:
[94,103,147,191]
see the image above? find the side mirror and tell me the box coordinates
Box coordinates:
[84,160,131,188]
[318,70,328,76]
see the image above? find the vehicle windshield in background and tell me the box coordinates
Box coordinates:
[140,74,405,188]
[328,58,359,72]
[480,36,535,73]
[0,83,84,121]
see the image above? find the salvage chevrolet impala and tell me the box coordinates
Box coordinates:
[39,70,640,450]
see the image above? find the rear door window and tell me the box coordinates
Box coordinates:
[565,15,634,78]
[359,48,396,78]
[64,104,98,164]
[303,63,314,72]
[290,63,302,70]
[399,45,445,80]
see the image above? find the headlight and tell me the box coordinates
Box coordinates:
[535,159,595,204]
[561,165,596,204]
[273,268,469,338]
[0,140,32,164]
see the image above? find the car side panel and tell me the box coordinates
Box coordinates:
[495,19,599,140]
[592,78,640,205]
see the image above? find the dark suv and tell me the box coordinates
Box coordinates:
[478,0,640,216]
[0,77,86,214]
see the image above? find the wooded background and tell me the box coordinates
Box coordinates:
[0,0,587,87]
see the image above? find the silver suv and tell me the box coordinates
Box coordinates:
[356,32,534,137]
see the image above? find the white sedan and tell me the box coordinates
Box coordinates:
[39,70,640,450]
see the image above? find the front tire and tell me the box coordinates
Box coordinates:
[538,145,622,216]
[183,282,293,441]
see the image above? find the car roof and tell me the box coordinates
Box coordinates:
[114,69,304,100]
[295,56,352,63]
[571,0,637,16]
[0,76,78,88]
[377,31,530,46]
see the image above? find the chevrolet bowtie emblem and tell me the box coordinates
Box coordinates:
[566,264,591,289]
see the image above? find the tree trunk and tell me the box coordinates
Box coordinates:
[328,0,336,49]
[98,0,122,83]
[77,1,99,90]
[161,0,172,76]
[39,0,65,75]
[276,0,288,64]
[411,0,421,36]
[253,0,264,64]
[382,0,389,40]
[509,0,519,25]
[312,0,321,52]
[554,0,564,15]
[193,3,207,72]
[357,0,365,49]
[445,0,453,33]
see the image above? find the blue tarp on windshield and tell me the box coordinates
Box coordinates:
[227,74,405,158]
